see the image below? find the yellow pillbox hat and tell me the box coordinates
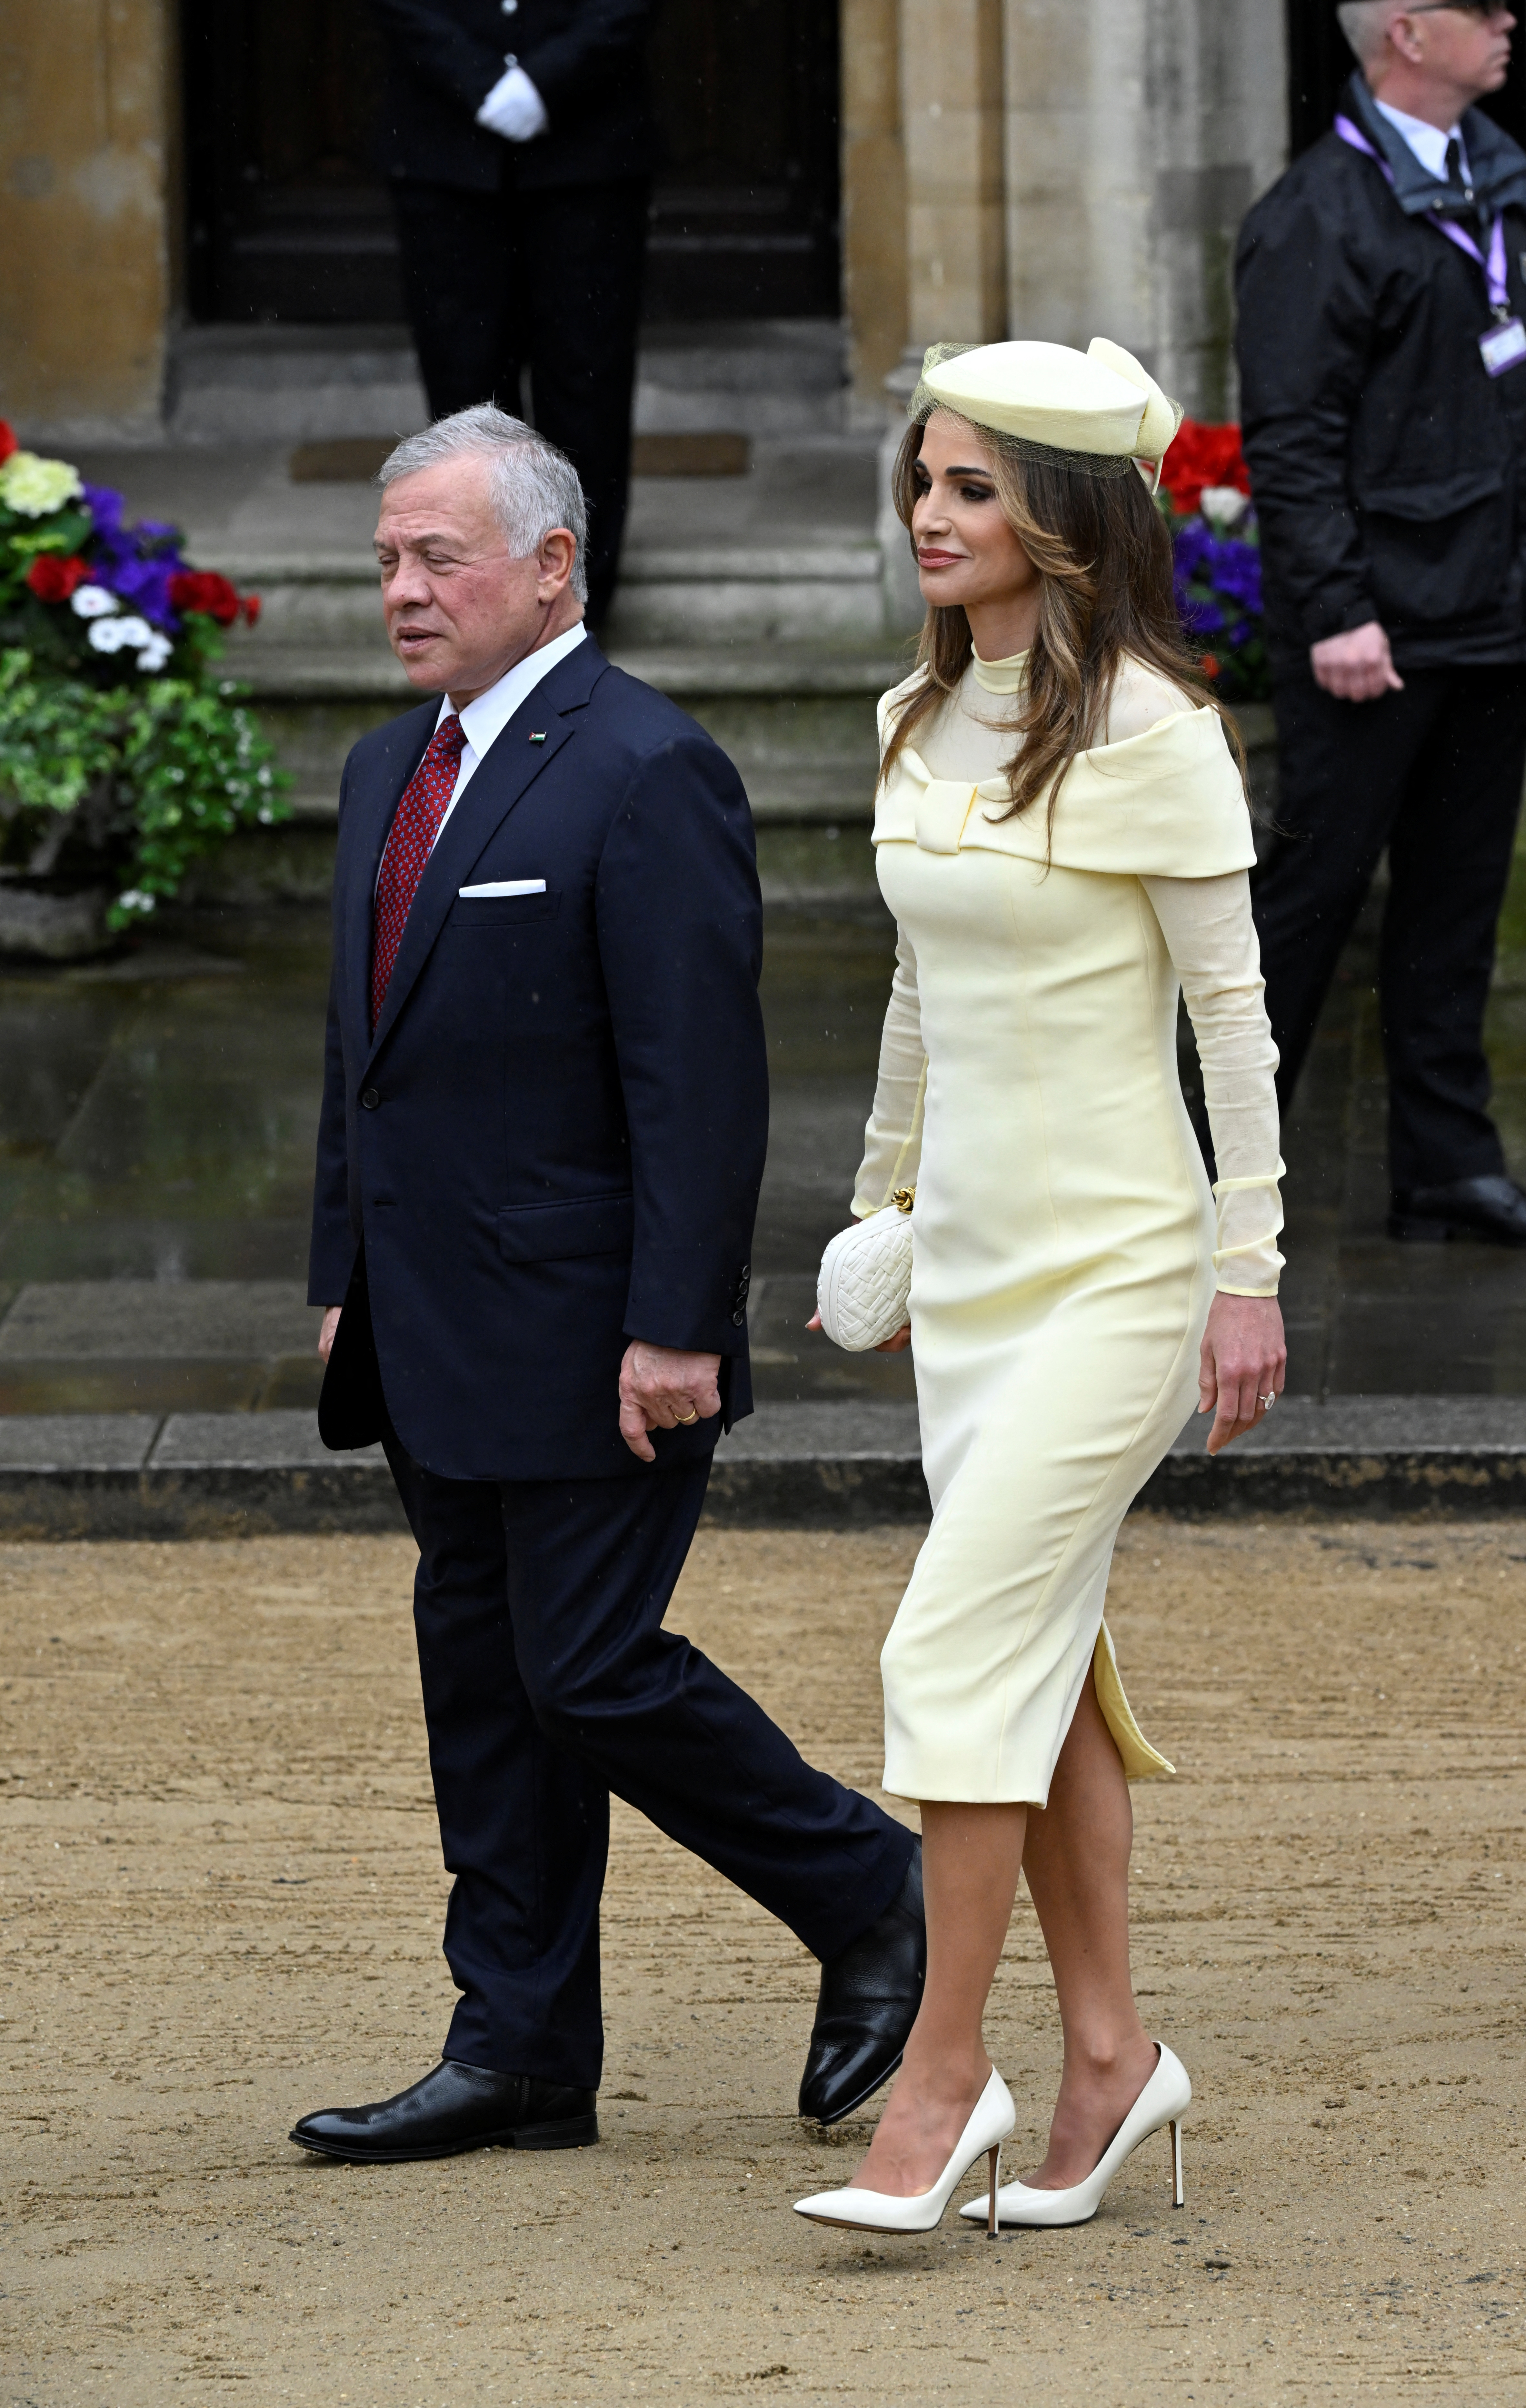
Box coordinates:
[913,337,1184,485]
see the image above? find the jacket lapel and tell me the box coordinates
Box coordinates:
[342,702,434,1061]
[363,640,609,1068]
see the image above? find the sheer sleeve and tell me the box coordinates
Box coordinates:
[1142,871,1285,1296]
[852,924,928,1217]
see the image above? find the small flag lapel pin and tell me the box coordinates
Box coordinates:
[529,730,547,743]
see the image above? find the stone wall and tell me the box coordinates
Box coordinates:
[841,0,909,401]
[0,0,177,444]
[844,0,1289,418]
[1006,0,1290,416]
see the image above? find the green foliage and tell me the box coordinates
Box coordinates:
[0,648,290,924]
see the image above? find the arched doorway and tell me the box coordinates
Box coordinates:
[179,0,840,324]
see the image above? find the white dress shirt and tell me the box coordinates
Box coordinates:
[1374,97,1470,185]
[433,620,587,840]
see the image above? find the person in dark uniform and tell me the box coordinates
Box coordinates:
[372,0,654,624]
[1236,1,1526,1244]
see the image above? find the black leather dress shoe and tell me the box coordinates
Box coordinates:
[798,1841,925,2126]
[1389,1174,1526,1247]
[289,2058,598,2164]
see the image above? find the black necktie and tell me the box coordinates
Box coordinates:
[1444,136,1477,222]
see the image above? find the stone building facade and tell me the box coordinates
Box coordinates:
[4,0,1289,445]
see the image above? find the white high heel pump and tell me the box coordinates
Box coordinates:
[958,2042,1191,2230]
[793,2067,1017,2237]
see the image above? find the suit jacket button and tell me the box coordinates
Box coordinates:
[732,1306,747,1327]
[360,1088,380,1110]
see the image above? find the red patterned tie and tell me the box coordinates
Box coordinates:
[370,713,468,1031]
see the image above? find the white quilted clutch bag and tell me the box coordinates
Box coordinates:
[817,1189,914,1352]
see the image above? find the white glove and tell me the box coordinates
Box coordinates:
[476,60,548,143]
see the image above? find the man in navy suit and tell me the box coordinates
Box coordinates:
[290,405,924,2165]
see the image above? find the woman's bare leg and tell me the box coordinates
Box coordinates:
[1018,1667,1157,2186]
[851,1801,1026,2196]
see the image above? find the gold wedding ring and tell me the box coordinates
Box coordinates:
[675,1406,700,1426]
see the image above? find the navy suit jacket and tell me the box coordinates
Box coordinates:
[308,639,767,1482]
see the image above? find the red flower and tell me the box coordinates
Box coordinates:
[1201,653,1222,680]
[1162,420,1251,517]
[0,420,17,467]
[241,592,262,627]
[169,568,242,627]
[25,553,90,603]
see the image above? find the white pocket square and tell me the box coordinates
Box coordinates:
[457,879,547,898]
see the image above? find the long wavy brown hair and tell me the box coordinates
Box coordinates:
[880,411,1246,826]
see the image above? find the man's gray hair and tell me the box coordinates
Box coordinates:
[378,404,589,605]
[1337,1,1401,67]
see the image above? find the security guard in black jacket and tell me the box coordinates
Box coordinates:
[1237,2,1526,1244]
[372,0,655,623]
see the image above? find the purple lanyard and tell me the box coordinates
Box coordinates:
[1335,113,1512,316]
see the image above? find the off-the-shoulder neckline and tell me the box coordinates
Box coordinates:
[891,703,1213,791]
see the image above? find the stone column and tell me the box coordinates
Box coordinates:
[842,0,909,408]
[900,0,1008,349]
[1002,0,1287,416]
[0,0,177,443]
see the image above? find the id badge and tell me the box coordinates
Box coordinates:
[1480,316,1526,377]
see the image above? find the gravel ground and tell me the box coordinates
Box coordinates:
[2,1517,1524,2405]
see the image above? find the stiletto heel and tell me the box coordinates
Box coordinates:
[959,2041,1192,2231]
[793,2068,1017,2236]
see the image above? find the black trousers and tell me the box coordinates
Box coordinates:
[1253,661,1526,1194]
[390,176,649,625]
[381,1421,913,2090]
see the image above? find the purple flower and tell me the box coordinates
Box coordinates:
[1172,512,1262,644]
[1172,520,1215,580]
[76,483,191,630]
[1202,538,1262,614]
[103,553,178,630]
[83,481,125,534]
[1177,587,1226,637]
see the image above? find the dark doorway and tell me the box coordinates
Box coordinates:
[181,0,401,322]
[1287,0,1526,156]
[181,1,839,324]
[644,0,839,318]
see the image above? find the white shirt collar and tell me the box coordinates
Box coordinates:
[434,619,588,760]
[1373,98,1468,186]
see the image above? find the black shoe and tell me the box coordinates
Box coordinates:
[288,2058,598,2164]
[798,1840,926,2126]
[1388,1174,1526,1247]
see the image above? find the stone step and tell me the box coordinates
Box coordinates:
[2,1396,1523,1537]
[167,318,850,447]
[223,538,889,651]
[168,325,428,447]
[234,640,903,826]
[206,636,1273,907]
[635,318,851,439]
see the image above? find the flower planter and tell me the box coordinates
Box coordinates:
[0,876,114,962]
[0,421,286,928]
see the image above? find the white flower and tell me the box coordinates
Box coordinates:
[0,449,84,517]
[115,889,155,917]
[135,632,172,672]
[1199,486,1251,531]
[87,613,153,656]
[71,584,118,619]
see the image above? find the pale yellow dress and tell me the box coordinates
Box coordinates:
[855,651,1284,1804]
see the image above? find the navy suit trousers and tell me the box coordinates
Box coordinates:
[1255,662,1526,1190]
[381,1425,913,2088]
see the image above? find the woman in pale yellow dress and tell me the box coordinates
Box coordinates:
[795,339,1286,2238]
